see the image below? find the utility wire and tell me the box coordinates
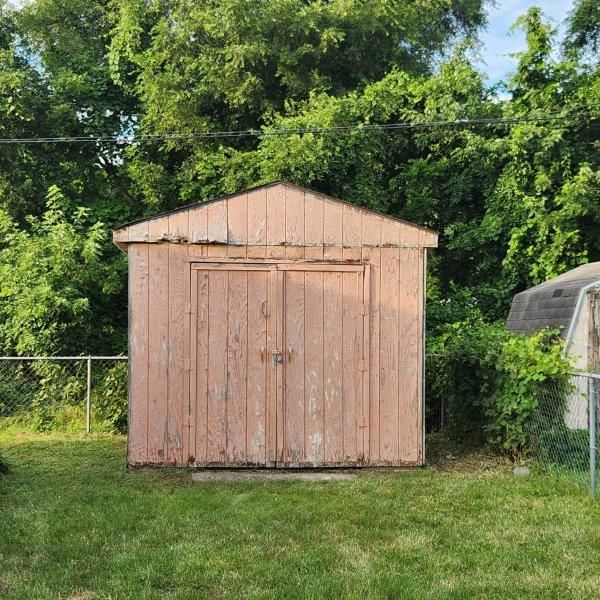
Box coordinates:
[0,111,595,145]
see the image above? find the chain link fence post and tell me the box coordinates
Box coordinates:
[0,356,128,433]
[589,376,597,499]
[86,356,92,434]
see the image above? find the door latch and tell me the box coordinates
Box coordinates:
[271,350,283,366]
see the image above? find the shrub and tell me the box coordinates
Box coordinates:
[428,319,572,457]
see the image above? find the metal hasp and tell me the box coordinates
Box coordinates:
[272,350,283,367]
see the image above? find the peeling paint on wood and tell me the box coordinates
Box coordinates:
[117,183,436,468]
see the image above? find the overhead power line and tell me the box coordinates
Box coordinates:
[0,112,595,145]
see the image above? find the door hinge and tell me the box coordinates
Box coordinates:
[359,304,369,315]
[184,359,192,371]
[358,359,367,371]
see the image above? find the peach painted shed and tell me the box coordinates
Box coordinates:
[113,182,438,468]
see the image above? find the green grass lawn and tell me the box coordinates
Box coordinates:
[1,433,600,599]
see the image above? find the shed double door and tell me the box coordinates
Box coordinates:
[188,261,369,467]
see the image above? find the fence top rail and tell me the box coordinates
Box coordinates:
[571,371,600,380]
[0,356,128,361]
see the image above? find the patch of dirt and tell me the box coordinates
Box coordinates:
[425,432,512,474]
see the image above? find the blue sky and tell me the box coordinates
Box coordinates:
[478,0,574,83]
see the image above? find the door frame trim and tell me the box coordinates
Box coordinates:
[187,259,370,467]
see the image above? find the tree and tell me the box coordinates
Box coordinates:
[565,0,600,59]
[108,0,487,207]
[0,186,126,356]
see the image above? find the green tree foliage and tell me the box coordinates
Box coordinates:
[107,0,486,207]
[0,186,126,356]
[428,319,572,457]
[0,1,139,225]
[565,0,600,58]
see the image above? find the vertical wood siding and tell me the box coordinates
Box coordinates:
[123,183,432,467]
[128,242,149,465]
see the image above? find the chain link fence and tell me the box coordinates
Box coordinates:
[528,372,599,497]
[2,356,598,496]
[0,357,128,433]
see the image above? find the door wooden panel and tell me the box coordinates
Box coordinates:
[190,264,275,466]
[278,264,368,467]
[189,261,368,467]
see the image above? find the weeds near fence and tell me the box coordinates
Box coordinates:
[527,373,599,495]
[0,357,127,433]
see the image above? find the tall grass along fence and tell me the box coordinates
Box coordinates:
[0,356,128,434]
[528,372,599,498]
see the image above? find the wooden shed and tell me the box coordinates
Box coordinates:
[113,182,438,468]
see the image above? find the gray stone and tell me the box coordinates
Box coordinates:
[513,465,531,477]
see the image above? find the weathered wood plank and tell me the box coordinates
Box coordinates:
[363,247,381,464]
[304,270,324,464]
[207,199,228,244]
[304,192,324,260]
[342,268,360,461]
[127,221,151,243]
[400,222,419,247]
[168,211,189,242]
[207,270,227,462]
[113,228,129,244]
[343,205,362,248]
[419,229,438,248]
[323,199,342,260]
[283,271,305,465]
[380,218,400,247]
[379,247,400,462]
[275,269,284,464]
[361,263,370,463]
[246,189,267,258]
[398,248,420,463]
[323,270,343,464]
[247,188,267,245]
[362,214,381,247]
[167,244,186,465]
[206,244,228,259]
[128,243,149,464]
[189,205,208,243]
[285,186,304,260]
[228,192,248,245]
[227,270,248,462]
[147,242,169,464]
[266,184,285,259]
[246,271,268,464]
[193,270,209,465]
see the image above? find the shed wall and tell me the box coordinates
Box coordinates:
[127,241,425,467]
[124,182,431,468]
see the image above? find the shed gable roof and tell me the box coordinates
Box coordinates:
[113,181,438,251]
[506,262,600,335]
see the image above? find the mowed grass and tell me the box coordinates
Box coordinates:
[1,433,600,599]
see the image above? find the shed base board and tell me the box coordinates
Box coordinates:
[191,470,359,482]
